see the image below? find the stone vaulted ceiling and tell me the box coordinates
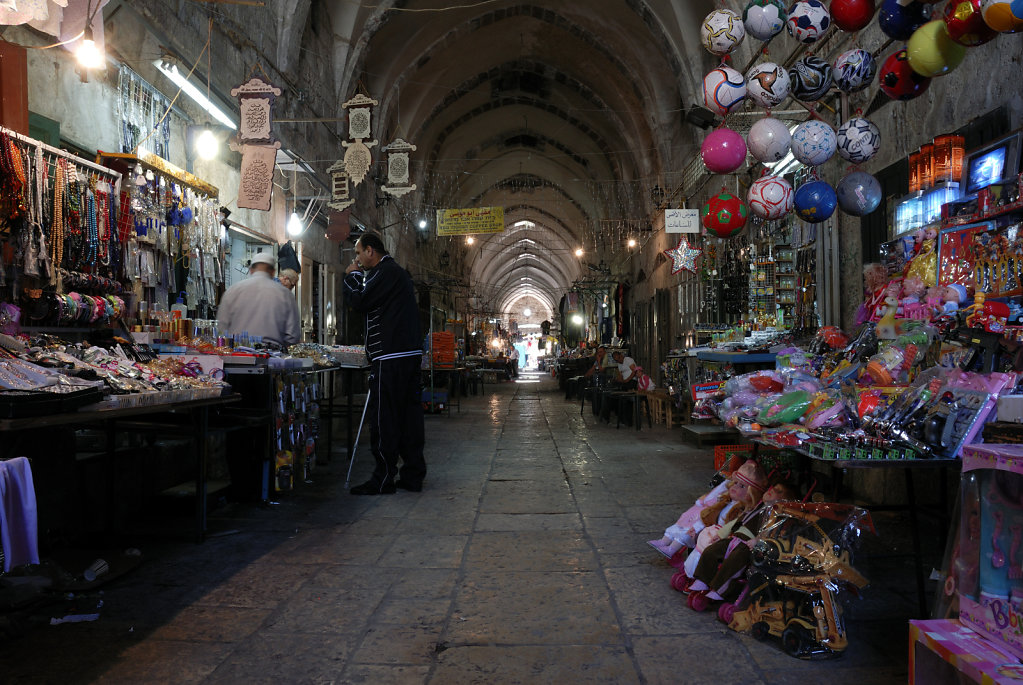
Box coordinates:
[317,0,718,321]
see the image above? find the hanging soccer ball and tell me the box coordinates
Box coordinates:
[748,117,792,163]
[944,0,999,44]
[831,0,876,32]
[789,56,834,101]
[787,0,833,43]
[744,0,788,40]
[703,66,747,116]
[837,117,881,163]
[880,0,930,39]
[791,120,837,166]
[833,48,878,92]
[748,175,794,220]
[837,171,882,216]
[746,62,792,108]
[701,127,749,174]
[702,9,746,55]
[794,180,838,223]
[982,0,1023,32]
[907,20,968,77]
[879,48,932,100]
[702,190,749,238]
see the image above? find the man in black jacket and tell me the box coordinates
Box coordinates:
[343,232,426,495]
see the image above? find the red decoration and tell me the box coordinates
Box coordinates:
[831,0,876,32]
[879,48,932,101]
[701,190,748,239]
[943,0,998,45]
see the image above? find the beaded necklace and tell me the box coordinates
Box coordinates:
[96,187,110,266]
[52,158,66,268]
[84,188,98,266]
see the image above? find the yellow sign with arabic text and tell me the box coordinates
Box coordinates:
[436,206,505,236]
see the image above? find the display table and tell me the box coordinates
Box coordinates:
[694,350,777,365]
[0,394,239,543]
[910,619,1023,684]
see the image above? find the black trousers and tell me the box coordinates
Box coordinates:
[367,356,426,488]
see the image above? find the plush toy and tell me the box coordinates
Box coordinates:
[859,263,888,324]
[907,226,938,287]
[648,460,768,558]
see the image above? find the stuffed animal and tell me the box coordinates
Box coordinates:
[648,460,768,558]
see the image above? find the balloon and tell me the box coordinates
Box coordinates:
[831,0,876,31]
[906,20,968,77]
[701,127,748,174]
[702,190,749,238]
[879,0,930,39]
[879,48,932,100]
[748,117,792,163]
[944,0,998,45]
[837,171,882,216]
[794,180,838,223]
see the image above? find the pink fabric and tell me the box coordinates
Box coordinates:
[0,457,40,571]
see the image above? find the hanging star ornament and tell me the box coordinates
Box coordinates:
[664,237,702,274]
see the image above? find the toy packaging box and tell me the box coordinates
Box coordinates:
[959,443,1023,661]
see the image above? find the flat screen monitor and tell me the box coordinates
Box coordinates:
[964,130,1021,195]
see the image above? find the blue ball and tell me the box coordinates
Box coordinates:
[878,0,928,40]
[794,180,837,223]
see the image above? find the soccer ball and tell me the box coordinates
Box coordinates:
[787,0,832,43]
[791,120,837,167]
[837,117,881,163]
[833,48,877,93]
[879,48,932,101]
[879,0,929,39]
[703,66,747,116]
[746,62,791,108]
[982,0,1023,33]
[748,117,792,163]
[794,180,838,223]
[702,190,749,239]
[944,0,998,45]
[789,56,833,101]
[831,0,876,32]
[702,9,746,55]
[748,175,794,220]
[837,171,882,216]
[701,127,748,174]
[744,0,788,40]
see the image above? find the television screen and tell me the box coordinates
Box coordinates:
[966,146,1007,193]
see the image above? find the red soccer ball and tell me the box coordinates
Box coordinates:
[879,48,932,101]
[831,0,876,32]
[701,190,748,239]
[943,0,998,45]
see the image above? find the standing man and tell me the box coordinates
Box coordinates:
[217,252,301,347]
[343,232,426,495]
[509,346,520,378]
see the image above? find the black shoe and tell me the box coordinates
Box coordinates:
[394,480,423,492]
[350,481,396,495]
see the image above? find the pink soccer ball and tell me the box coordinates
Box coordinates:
[701,127,748,174]
[748,175,794,220]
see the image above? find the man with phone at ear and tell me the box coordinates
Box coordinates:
[343,232,426,495]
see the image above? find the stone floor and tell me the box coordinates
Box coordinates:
[1,370,922,683]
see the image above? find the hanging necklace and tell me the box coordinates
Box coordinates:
[52,158,66,268]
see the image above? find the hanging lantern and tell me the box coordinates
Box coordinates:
[230,76,283,146]
[326,160,354,211]
[381,137,418,197]
[341,93,379,186]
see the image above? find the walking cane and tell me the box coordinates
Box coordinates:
[344,387,372,489]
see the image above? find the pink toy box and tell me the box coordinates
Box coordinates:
[959,443,1023,662]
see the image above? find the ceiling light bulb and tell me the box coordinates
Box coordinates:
[76,28,104,70]
[571,314,583,325]
[524,308,531,317]
[418,219,427,229]
[628,238,636,248]
[575,248,583,257]
[466,236,475,245]
[287,212,304,237]
[195,126,218,160]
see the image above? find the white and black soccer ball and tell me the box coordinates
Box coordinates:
[791,119,837,167]
[746,62,791,108]
[833,48,877,93]
[787,0,832,43]
[837,117,881,164]
[788,56,833,101]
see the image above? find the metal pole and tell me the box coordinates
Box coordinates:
[344,387,372,488]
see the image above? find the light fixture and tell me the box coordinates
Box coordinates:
[76,27,104,70]
[524,308,532,317]
[513,220,535,228]
[466,236,475,245]
[628,238,637,248]
[195,124,219,160]
[491,338,502,348]
[287,211,304,237]
[575,248,584,257]
[418,219,427,229]
[155,60,237,130]
[571,314,583,325]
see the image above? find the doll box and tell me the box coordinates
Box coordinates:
[909,619,1023,685]
[959,444,1023,661]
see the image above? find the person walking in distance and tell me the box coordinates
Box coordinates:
[343,232,426,495]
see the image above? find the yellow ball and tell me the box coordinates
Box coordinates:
[982,0,1023,32]
[907,20,968,77]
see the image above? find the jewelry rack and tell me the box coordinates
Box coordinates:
[0,125,122,189]
[95,149,218,199]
